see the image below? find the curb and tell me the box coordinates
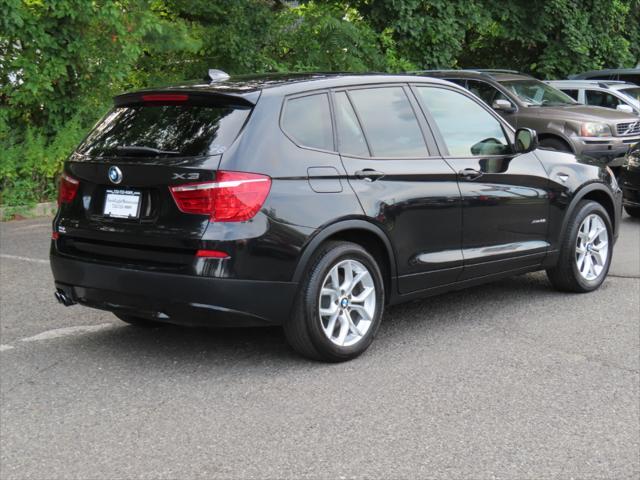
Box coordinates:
[0,202,57,221]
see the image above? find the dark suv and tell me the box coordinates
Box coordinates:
[423,70,640,167]
[51,72,622,362]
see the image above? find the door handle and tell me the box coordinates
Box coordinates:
[354,168,385,182]
[458,168,483,180]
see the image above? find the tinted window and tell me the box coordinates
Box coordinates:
[466,80,508,106]
[417,87,511,157]
[620,87,640,102]
[78,104,250,157]
[560,89,579,101]
[283,94,333,150]
[348,87,428,157]
[501,80,576,106]
[585,90,622,109]
[334,92,369,157]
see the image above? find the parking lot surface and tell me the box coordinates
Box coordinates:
[1,214,638,479]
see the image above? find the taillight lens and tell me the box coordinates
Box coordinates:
[58,173,80,205]
[141,93,188,104]
[169,171,271,222]
[195,249,229,259]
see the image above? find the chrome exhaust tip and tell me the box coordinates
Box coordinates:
[54,289,76,307]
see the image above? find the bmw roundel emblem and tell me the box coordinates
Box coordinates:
[108,166,123,184]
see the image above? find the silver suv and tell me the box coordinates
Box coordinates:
[423,70,640,167]
[545,80,640,116]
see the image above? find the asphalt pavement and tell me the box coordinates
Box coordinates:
[1,213,638,479]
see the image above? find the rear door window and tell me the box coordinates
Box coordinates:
[78,104,251,158]
[585,90,623,109]
[282,93,334,151]
[348,87,428,157]
[561,89,579,101]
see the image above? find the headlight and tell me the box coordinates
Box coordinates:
[580,122,612,137]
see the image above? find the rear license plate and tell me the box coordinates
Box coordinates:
[103,189,141,219]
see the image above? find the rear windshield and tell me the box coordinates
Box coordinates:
[77,104,251,157]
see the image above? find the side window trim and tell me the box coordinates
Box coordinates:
[279,90,338,154]
[333,89,373,157]
[406,84,445,157]
[402,84,440,156]
[411,83,516,159]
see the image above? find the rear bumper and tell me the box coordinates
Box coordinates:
[50,251,297,327]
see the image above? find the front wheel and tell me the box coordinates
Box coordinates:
[284,241,385,362]
[546,200,613,292]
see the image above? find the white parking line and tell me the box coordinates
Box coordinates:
[0,344,15,352]
[0,254,49,264]
[20,323,114,342]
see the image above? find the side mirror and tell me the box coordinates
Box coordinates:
[514,128,539,154]
[492,99,516,113]
[616,104,634,114]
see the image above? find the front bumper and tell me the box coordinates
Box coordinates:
[50,251,297,327]
[576,136,640,166]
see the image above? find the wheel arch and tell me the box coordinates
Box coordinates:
[538,133,575,153]
[292,220,397,298]
[559,183,617,245]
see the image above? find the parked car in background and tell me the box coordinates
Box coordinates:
[569,68,640,86]
[620,143,640,218]
[422,70,640,168]
[546,80,640,116]
[51,71,622,362]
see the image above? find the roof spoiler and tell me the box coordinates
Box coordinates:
[113,90,255,108]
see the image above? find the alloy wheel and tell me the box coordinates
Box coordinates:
[575,213,609,281]
[318,259,376,347]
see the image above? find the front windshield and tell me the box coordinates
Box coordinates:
[500,80,577,106]
[620,87,640,103]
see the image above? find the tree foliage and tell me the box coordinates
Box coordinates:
[1,0,638,211]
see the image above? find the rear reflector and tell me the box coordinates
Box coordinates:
[57,173,80,205]
[170,171,271,222]
[142,94,188,103]
[51,232,60,240]
[195,249,229,259]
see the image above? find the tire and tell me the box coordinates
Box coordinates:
[546,200,613,293]
[539,137,572,153]
[115,313,162,328]
[624,205,640,218]
[283,241,385,362]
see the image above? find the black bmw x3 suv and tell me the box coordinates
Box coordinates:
[51,72,622,361]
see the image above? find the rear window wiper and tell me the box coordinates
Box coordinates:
[114,146,181,157]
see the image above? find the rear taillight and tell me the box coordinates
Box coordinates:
[57,173,79,205]
[195,249,229,259]
[141,93,188,104]
[169,171,271,222]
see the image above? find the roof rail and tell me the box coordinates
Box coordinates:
[473,69,521,74]
[548,79,629,88]
[408,69,488,76]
